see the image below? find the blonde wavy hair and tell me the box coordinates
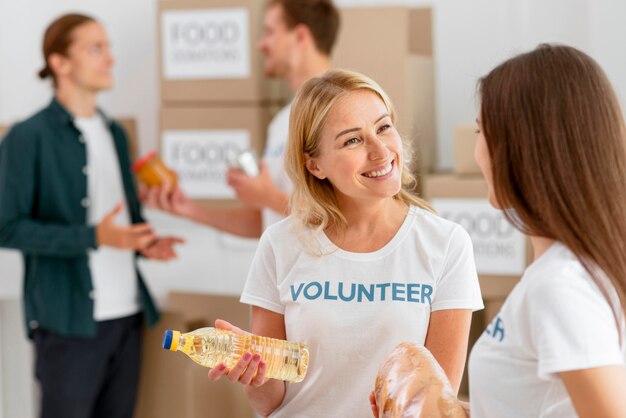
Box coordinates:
[285,69,433,242]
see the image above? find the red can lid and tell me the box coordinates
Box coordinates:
[132,151,157,172]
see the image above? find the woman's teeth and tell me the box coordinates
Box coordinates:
[364,161,393,178]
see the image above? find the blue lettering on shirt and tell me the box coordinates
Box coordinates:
[338,282,356,301]
[289,281,434,304]
[357,284,375,302]
[484,316,505,342]
[303,282,322,300]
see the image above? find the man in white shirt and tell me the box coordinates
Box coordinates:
[145,0,340,237]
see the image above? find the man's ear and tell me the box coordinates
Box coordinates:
[294,23,312,47]
[304,153,326,180]
[48,53,70,78]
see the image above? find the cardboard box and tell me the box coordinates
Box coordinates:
[158,0,286,104]
[117,117,139,162]
[135,292,254,418]
[423,174,531,298]
[333,7,436,173]
[159,105,270,207]
[454,124,481,175]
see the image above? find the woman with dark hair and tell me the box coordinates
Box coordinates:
[469,44,626,417]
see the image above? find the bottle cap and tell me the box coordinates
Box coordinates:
[162,329,181,351]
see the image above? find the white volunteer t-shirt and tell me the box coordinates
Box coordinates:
[75,115,140,321]
[261,102,292,229]
[469,241,626,418]
[241,206,483,418]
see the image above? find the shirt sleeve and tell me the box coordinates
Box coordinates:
[529,272,624,380]
[0,126,97,256]
[431,225,484,312]
[240,230,284,314]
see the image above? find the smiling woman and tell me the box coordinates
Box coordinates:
[286,69,434,247]
[204,69,483,418]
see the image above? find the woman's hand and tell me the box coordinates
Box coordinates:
[207,319,269,387]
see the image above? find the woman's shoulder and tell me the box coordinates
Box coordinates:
[522,243,612,304]
[261,216,312,249]
[408,205,472,244]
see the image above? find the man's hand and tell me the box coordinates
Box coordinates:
[96,203,157,250]
[141,181,196,219]
[227,162,281,209]
[139,236,185,261]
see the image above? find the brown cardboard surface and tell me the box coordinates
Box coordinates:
[167,291,251,330]
[409,9,433,55]
[408,55,436,174]
[484,299,505,325]
[135,293,254,418]
[135,312,188,418]
[117,117,139,161]
[159,105,270,207]
[423,173,528,297]
[423,173,488,200]
[479,275,520,300]
[158,0,286,104]
[333,7,436,173]
[0,125,9,140]
[453,125,481,174]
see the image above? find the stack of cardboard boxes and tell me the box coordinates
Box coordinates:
[333,7,436,175]
[423,124,531,397]
[135,1,284,416]
[157,0,285,207]
[135,292,254,418]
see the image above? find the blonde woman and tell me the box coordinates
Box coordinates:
[469,45,626,417]
[210,69,483,417]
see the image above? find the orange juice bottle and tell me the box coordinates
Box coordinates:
[132,151,177,191]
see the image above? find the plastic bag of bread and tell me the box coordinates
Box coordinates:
[374,342,468,418]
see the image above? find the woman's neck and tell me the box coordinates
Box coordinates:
[326,198,408,252]
[530,235,557,261]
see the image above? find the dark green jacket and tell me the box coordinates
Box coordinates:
[0,98,159,338]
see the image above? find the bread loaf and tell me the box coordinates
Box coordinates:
[374,343,467,418]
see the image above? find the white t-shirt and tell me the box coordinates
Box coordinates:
[261,102,292,229]
[469,241,626,418]
[75,115,140,321]
[241,206,483,417]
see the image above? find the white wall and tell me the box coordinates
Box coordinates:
[1,1,626,417]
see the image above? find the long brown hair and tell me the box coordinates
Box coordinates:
[286,69,433,248]
[479,44,626,317]
[38,13,96,86]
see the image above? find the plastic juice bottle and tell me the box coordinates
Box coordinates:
[162,328,309,383]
